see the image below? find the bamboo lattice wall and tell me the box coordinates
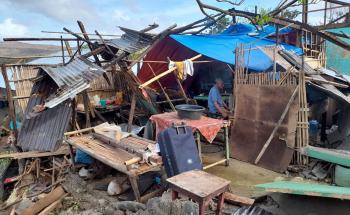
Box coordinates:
[10,65,39,114]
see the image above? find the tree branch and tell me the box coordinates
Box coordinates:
[195,0,259,29]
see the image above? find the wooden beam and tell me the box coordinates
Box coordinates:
[322,0,350,6]
[3,37,96,42]
[127,93,136,133]
[76,20,111,86]
[0,147,69,159]
[21,186,66,215]
[224,192,255,206]
[1,65,17,137]
[82,90,91,129]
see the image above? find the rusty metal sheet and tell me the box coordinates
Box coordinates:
[39,57,105,108]
[105,27,154,54]
[231,84,299,172]
[17,75,72,152]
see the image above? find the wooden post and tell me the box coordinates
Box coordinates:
[224,124,230,166]
[64,40,73,57]
[1,65,17,137]
[196,131,202,162]
[82,91,91,128]
[127,93,136,133]
[60,36,65,64]
[77,20,111,86]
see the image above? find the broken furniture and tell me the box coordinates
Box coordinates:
[256,181,350,200]
[301,145,350,167]
[150,111,230,169]
[65,135,162,202]
[167,170,230,215]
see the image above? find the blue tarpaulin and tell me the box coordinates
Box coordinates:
[170,24,301,71]
[222,23,293,36]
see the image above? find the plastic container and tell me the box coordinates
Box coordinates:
[309,120,319,137]
[100,99,107,108]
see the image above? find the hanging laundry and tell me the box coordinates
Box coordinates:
[175,61,185,81]
[184,59,194,77]
[168,59,193,81]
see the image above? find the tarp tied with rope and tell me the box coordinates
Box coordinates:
[138,24,302,89]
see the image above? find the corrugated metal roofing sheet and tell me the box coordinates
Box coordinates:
[319,68,350,84]
[18,76,72,152]
[40,57,105,88]
[105,27,154,53]
[39,57,105,108]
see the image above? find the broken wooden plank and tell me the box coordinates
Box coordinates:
[65,136,136,174]
[127,93,136,133]
[255,181,350,200]
[64,127,95,136]
[38,193,68,215]
[224,192,255,206]
[301,145,350,168]
[21,186,66,215]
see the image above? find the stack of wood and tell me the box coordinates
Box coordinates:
[0,148,71,214]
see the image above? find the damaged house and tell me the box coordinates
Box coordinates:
[0,0,350,214]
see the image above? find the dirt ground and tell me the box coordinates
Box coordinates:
[58,172,240,215]
[202,143,284,197]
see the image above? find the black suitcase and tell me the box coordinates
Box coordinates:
[158,124,202,177]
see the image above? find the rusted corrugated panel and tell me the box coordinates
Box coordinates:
[278,50,350,104]
[39,58,105,108]
[106,27,154,53]
[40,58,105,88]
[230,85,299,172]
[18,76,72,152]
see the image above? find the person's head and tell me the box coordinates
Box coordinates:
[215,78,224,90]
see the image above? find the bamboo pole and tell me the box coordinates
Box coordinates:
[139,54,202,88]
[146,63,175,111]
[1,65,17,137]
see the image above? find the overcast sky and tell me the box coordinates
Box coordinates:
[0,0,335,41]
[0,0,282,39]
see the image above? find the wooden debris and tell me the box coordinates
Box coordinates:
[224,192,255,206]
[37,193,68,215]
[21,186,66,215]
[0,147,69,159]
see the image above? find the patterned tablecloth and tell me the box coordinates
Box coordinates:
[150,112,227,143]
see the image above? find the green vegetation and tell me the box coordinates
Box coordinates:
[207,16,231,34]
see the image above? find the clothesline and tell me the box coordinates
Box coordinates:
[124,59,213,64]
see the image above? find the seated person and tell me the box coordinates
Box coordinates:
[208,78,230,118]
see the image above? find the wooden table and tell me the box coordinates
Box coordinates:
[167,170,230,215]
[65,135,162,202]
